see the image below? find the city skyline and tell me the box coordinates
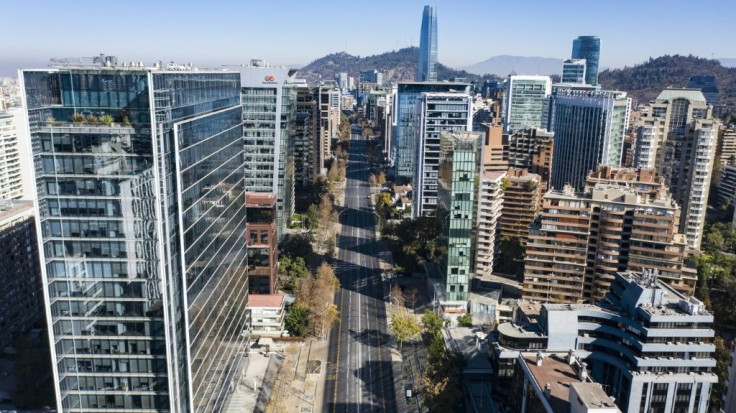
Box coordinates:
[2,0,735,77]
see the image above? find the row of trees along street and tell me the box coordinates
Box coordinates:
[279,116,352,338]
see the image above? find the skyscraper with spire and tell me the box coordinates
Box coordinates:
[417,5,438,82]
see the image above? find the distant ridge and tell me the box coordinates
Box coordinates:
[598,54,736,109]
[298,47,500,85]
[460,55,564,77]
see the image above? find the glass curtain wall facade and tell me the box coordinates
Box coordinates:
[549,89,630,190]
[417,5,438,82]
[437,131,482,303]
[571,36,601,86]
[503,76,551,134]
[392,82,470,180]
[22,67,249,413]
[412,92,472,218]
[561,59,586,84]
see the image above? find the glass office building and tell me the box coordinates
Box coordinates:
[502,75,551,134]
[549,89,631,190]
[21,65,250,412]
[412,92,472,218]
[238,65,297,242]
[437,131,483,304]
[392,82,470,180]
[561,59,586,84]
[417,5,438,82]
[571,36,601,86]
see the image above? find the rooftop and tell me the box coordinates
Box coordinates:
[246,192,277,207]
[656,88,707,104]
[570,382,620,411]
[482,170,506,180]
[522,353,582,413]
[0,200,34,226]
[247,294,284,308]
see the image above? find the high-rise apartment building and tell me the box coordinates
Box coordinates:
[316,82,341,174]
[633,89,718,249]
[238,63,296,241]
[22,63,250,412]
[716,124,736,166]
[571,36,601,85]
[506,127,554,190]
[718,165,736,206]
[502,75,551,134]
[245,193,278,294]
[495,270,716,413]
[413,92,472,217]
[391,82,470,180]
[499,168,542,243]
[437,131,482,304]
[0,112,24,200]
[479,121,508,173]
[417,5,438,82]
[293,81,317,187]
[561,58,586,84]
[0,200,42,350]
[549,89,631,190]
[475,171,505,279]
[524,167,694,304]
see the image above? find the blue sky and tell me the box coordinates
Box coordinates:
[1,0,734,76]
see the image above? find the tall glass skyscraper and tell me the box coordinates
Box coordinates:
[21,63,250,412]
[437,131,483,305]
[417,5,438,82]
[549,89,631,190]
[238,64,296,243]
[571,36,601,86]
[391,82,470,180]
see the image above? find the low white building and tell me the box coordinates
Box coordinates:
[247,294,286,337]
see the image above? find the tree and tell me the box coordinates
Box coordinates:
[390,283,405,309]
[457,313,473,327]
[378,171,387,186]
[280,233,314,265]
[305,204,320,230]
[421,310,446,337]
[369,174,378,187]
[710,336,730,410]
[405,286,418,310]
[390,313,421,351]
[285,306,309,337]
[295,262,340,338]
[279,256,309,291]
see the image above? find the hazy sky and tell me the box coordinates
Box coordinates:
[2,0,734,76]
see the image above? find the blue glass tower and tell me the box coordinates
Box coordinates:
[417,5,438,82]
[571,36,601,85]
[22,63,250,412]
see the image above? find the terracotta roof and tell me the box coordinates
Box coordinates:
[247,293,284,308]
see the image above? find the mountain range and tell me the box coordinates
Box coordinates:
[460,55,564,76]
[598,55,736,108]
[297,47,499,84]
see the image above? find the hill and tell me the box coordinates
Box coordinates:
[298,47,499,85]
[599,55,736,110]
[461,55,564,76]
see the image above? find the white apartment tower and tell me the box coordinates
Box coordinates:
[634,89,718,249]
[474,171,505,278]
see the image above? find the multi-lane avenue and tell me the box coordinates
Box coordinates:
[323,130,398,413]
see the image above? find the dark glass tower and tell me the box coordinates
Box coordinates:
[417,5,438,82]
[571,36,601,85]
[22,64,250,412]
